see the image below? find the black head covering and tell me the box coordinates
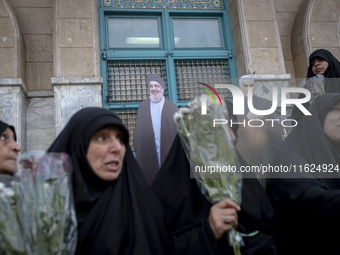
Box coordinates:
[147,74,166,88]
[266,93,340,254]
[0,120,17,141]
[152,100,279,254]
[291,49,340,122]
[307,49,340,93]
[48,107,167,255]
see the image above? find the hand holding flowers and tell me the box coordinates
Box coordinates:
[0,151,77,255]
[174,95,243,255]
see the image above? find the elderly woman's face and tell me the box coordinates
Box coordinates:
[0,128,21,174]
[87,126,126,181]
[323,102,340,143]
[311,57,329,75]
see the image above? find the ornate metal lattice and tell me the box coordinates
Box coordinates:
[111,108,138,150]
[106,60,168,104]
[175,59,231,102]
[102,0,223,9]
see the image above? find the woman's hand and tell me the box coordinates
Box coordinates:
[208,199,240,240]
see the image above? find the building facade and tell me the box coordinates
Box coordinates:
[0,0,339,151]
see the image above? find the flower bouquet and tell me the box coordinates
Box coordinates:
[174,95,243,255]
[0,151,77,255]
[303,75,325,103]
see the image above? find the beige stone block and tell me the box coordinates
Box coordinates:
[311,0,338,21]
[18,35,26,79]
[235,51,247,77]
[249,48,282,74]
[276,12,295,36]
[328,48,340,60]
[59,0,91,19]
[0,17,14,47]
[0,48,14,77]
[335,0,340,12]
[228,0,235,7]
[293,52,307,79]
[8,0,52,7]
[60,48,94,77]
[291,21,304,59]
[13,7,53,34]
[310,22,338,48]
[274,0,303,12]
[247,21,278,48]
[26,62,53,91]
[284,60,295,79]
[25,34,53,62]
[232,24,243,56]
[0,0,9,17]
[243,0,273,20]
[229,0,239,31]
[280,35,292,60]
[59,19,92,48]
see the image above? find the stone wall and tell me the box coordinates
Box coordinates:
[0,0,339,151]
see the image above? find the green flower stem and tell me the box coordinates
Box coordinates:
[174,96,244,254]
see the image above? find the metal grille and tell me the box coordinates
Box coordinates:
[111,108,138,150]
[175,59,231,102]
[106,60,168,104]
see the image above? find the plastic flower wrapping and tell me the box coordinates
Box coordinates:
[0,151,77,255]
[174,95,243,255]
[303,75,325,103]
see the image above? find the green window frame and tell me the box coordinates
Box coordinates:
[98,3,238,148]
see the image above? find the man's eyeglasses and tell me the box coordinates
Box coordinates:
[149,84,162,89]
[241,84,254,87]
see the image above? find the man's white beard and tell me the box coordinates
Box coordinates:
[150,93,164,103]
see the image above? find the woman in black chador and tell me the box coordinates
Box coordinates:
[152,101,279,255]
[0,120,20,175]
[267,93,340,255]
[291,48,340,121]
[48,107,168,255]
[0,121,21,186]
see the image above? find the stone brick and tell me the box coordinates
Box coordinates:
[0,48,14,77]
[25,34,53,62]
[310,22,338,48]
[0,0,9,17]
[243,0,273,20]
[247,21,278,48]
[60,48,94,77]
[276,12,295,36]
[232,24,243,56]
[58,0,92,18]
[26,62,53,91]
[229,0,239,31]
[8,0,52,8]
[13,7,53,34]
[280,35,292,60]
[0,17,13,48]
[274,0,304,12]
[311,0,338,21]
[59,19,92,48]
[249,48,283,74]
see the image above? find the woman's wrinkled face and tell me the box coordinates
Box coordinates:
[87,126,126,181]
[323,102,340,143]
[0,128,21,174]
[311,57,329,75]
